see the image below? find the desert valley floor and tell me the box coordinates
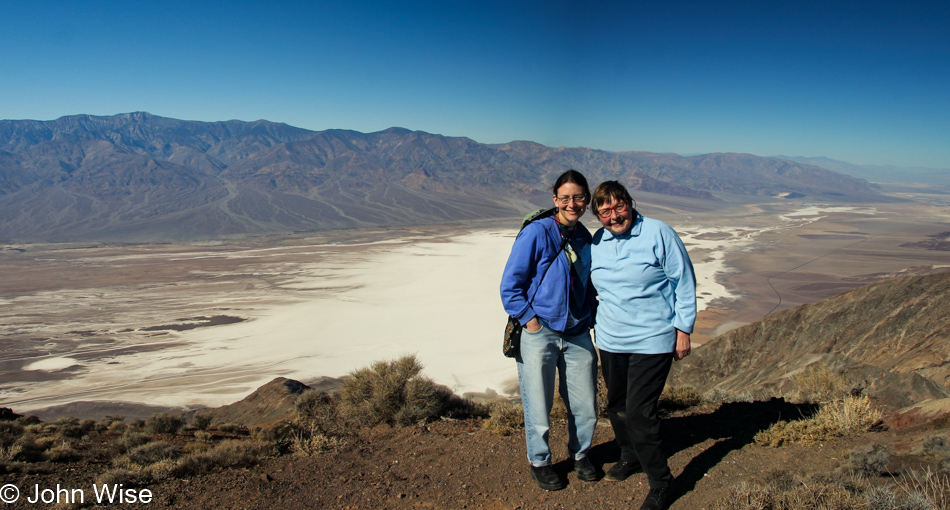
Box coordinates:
[1,187,949,418]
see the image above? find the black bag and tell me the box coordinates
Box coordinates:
[503,315,522,358]
[502,208,568,358]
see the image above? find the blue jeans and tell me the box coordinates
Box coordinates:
[516,324,598,467]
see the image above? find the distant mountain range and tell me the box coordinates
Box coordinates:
[0,112,883,242]
[776,155,949,184]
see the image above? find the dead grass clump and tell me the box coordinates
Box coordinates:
[290,431,348,456]
[714,472,871,509]
[849,443,891,476]
[118,441,182,468]
[143,459,178,482]
[214,423,243,434]
[172,439,270,478]
[755,395,880,447]
[144,412,184,435]
[338,354,471,427]
[794,364,851,403]
[893,468,950,510]
[3,433,45,462]
[482,402,524,436]
[114,431,153,454]
[46,442,81,463]
[660,384,703,410]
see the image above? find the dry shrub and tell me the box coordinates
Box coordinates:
[755,395,880,447]
[290,431,347,457]
[114,431,153,454]
[295,390,344,436]
[660,384,703,410]
[190,413,213,431]
[3,433,45,462]
[482,402,524,436]
[144,412,183,435]
[0,422,24,448]
[714,472,872,510]
[215,423,242,434]
[143,459,178,482]
[894,468,950,510]
[17,415,41,425]
[173,439,270,478]
[794,364,851,403]
[338,354,472,427]
[849,443,890,476]
[193,430,213,442]
[118,441,182,468]
[46,442,81,463]
[922,436,950,471]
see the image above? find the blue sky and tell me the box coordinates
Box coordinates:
[2,0,948,168]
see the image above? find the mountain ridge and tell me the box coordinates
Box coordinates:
[1,112,884,242]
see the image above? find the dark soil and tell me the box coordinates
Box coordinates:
[3,401,944,509]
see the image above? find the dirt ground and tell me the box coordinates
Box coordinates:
[4,401,943,510]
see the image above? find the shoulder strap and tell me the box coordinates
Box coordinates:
[519,207,557,232]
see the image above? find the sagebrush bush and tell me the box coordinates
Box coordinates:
[145,412,184,434]
[755,395,880,447]
[295,389,343,436]
[338,354,473,427]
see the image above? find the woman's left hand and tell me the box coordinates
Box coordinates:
[673,329,691,360]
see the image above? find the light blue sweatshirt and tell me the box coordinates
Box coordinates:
[590,212,697,354]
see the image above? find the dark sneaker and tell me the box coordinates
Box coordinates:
[529,465,564,491]
[639,487,672,510]
[573,456,598,482]
[604,460,642,481]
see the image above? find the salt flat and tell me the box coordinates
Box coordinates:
[2,193,948,417]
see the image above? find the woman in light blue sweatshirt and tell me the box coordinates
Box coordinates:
[499,170,599,491]
[589,180,696,510]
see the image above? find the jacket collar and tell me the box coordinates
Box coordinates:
[600,211,643,241]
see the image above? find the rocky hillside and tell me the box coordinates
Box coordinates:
[0,112,882,242]
[673,271,950,414]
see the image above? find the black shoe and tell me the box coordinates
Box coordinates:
[639,487,672,510]
[573,456,598,482]
[529,465,564,491]
[604,460,642,481]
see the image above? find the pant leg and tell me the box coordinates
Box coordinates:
[599,349,639,463]
[517,324,560,467]
[559,329,598,460]
[625,353,673,488]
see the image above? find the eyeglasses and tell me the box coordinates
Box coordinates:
[596,201,629,218]
[555,194,588,205]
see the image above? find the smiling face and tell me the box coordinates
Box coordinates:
[553,182,588,227]
[596,197,634,236]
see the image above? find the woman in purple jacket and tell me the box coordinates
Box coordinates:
[499,169,599,491]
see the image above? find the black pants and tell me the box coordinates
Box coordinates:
[600,349,673,489]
